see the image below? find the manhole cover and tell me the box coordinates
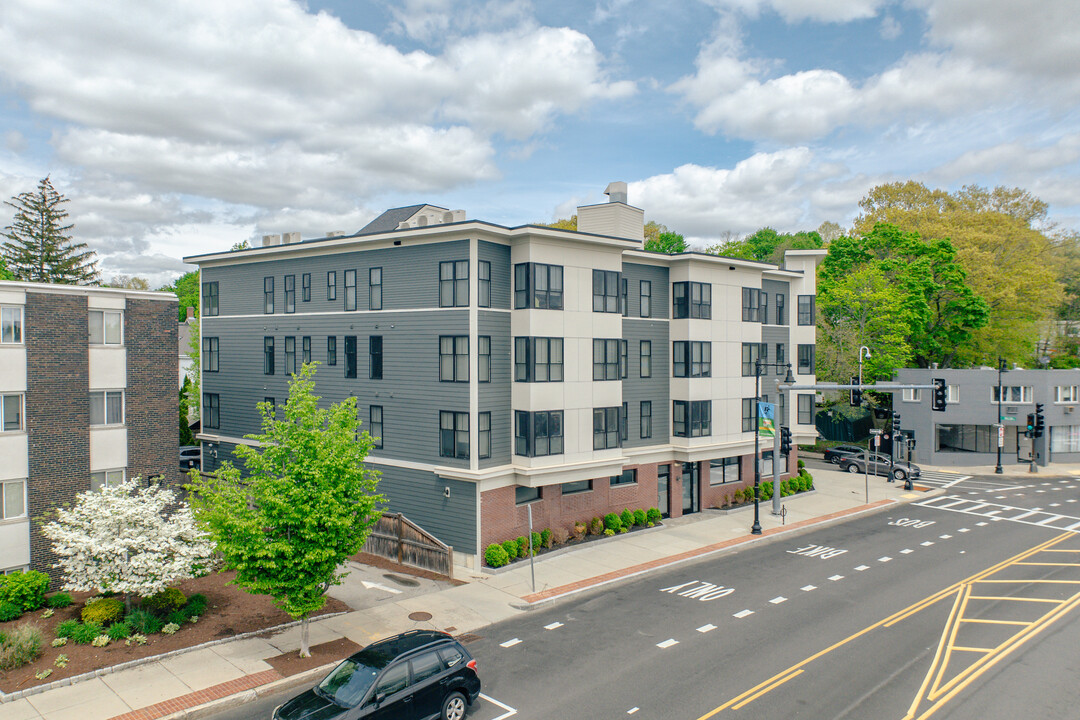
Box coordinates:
[408,611,433,622]
[384,573,421,587]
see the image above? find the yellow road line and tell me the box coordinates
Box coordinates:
[929,585,972,700]
[974,579,1080,584]
[1038,549,1080,553]
[904,588,963,720]
[731,670,804,710]
[1013,561,1080,566]
[960,618,1030,626]
[951,646,992,653]
[968,595,1060,603]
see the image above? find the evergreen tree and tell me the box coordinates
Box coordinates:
[1,177,99,284]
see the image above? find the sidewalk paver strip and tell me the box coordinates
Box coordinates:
[107,669,282,720]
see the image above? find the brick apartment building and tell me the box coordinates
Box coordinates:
[0,281,178,580]
[184,183,824,570]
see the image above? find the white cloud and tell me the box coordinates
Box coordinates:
[384,0,534,44]
[879,15,901,40]
[705,0,886,23]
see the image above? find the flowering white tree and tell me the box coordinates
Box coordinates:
[41,479,214,609]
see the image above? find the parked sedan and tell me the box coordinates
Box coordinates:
[839,452,922,482]
[823,444,864,465]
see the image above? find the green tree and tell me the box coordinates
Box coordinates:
[105,275,151,290]
[821,223,989,368]
[188,364,384,657]
[179,377,195,446]
[707,227,824,264]
[644,231,688,254]
[541,216,577,231]
[158,270,200,322]
[230,239,251,251]
[2,177,98,284]
[0,257,13,280]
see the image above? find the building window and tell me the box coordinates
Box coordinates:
[302,336,311,365]
[514,337,564,383]
[284,336,296,375]
[1056,386,1079,403]
[592,270,620,313]
[284,275,295,313]
[264,397,276,418]
[610,469,637,487]
[264,277,274,314]
[440,411,469,459]
[593,339,620,381]
[640,340,651,378]
[742,398,755,433]
[761,450,775,477]
[440,336,468,382]
[621,339,628,379]
[742,343,767,376]
[674,400,711,437]
[673,281,711,319]
[798,295,816,325]
[515,486,542,505]
[89,310,123,345]
[514,263,564,310]
[1051,426,1080,453]
[90,391,124,425]
[562,479,593,495]
[203,393,219,429]
[1,479,26,518]
[594,406,621,449]
[640,280,651,318]
[478,336,491,383]
[798,394,813,424]
[776,343,786,372]
[640,400,652,439]
[902,388,922,402]
[478,260,491,308]
[947,385,960,404]
[344,270,356,311]
[344,336,357,378]
[370,405,383,449]
[203,337,219,372]
[302,273,311,302]
[620,401,629,443]
[369,336,383,380]
[797,344,815,375]
[90,470,124,492]
[938,424,1022,454]
[673,341,711,378]
[620,277,629,316]
[327,271,337,301]
[741,287,762,323]
[440,260,469,307]
[478,412,491,460]
[761,292,769,325]
[264,337,275,375]
[327,336,337,366]
[776,294,785,325]
[515,410,564,457]
[1,394,23,432]
[201,283,219,317]
[709,457,740,486]
[369,267,382,310]
[991,386,1033,403]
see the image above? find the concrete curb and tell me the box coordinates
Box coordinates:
[157,663,337,720]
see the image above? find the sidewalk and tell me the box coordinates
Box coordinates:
[0,463,1044,720]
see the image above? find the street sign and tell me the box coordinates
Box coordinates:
[998,425,1005,448]
[1003,415,1016,421]
[869,429,883,435]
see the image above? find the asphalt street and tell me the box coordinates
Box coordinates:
[209,471,1080,720]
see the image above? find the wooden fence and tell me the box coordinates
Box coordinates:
[365,512,454,579]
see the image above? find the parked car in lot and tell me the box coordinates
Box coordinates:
[823,444,864,465]
[839,451,921,482]
[273,630,480,720]
[179,445,201,471]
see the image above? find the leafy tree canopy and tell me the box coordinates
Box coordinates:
[106,275,150,290]
[1,177,99,284]
[540,215,577,231]
[0,257,12,281]
[159,270,200,322]
[645,231,688,254]
[188,364,384,656]
[706,227,824,264]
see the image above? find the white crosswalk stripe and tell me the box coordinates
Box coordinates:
[915,494,1080,532]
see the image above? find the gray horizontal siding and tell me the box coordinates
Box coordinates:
[622,262,669,320]
[479,241,511,310]
[623,319,670,448]
[479,311,512,467]
[373,464,477,555]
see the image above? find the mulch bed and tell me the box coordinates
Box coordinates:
[264,637,362,678]
[0,570,349,694]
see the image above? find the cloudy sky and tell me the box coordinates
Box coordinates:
[1,0,1078,287]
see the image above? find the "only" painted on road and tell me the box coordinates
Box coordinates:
[660,580,735,601]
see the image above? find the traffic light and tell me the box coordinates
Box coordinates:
[931,378,946,412]
[892,411,901,431]
[780,426,792,455]
[1026,413,1036,438]
[1034,403,1045,438]
[850,376,862,407]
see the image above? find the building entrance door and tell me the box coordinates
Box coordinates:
[682,462,699,514]
[658,464,670,518]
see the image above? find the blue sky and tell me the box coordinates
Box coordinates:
[0,0,1077,286]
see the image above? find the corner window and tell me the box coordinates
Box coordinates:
[203,337,219,372]
[515,337,564,383]
[593,406,621,450]
[89,310,123,345]
[478,260,491,308]
[640,340,651,378]
[440,336,468,382]
[640,280,651,318]
[90,390,124,426]
[673,281,711,319]
[673,400,711,437]
[620,277,629,316]
[327,271,337,301]
[369,336,383,380]
[1,394,23,432]
[673,341,711,378]
[440,261,469,307]
[302,273,311,302]
[611,469,637,487]
[1,479,26,518]
[344,270,356,311]
[620,401,628,443]
[264,336,275,375]
[440,411,469,459]
[515,410,564,457]
[302,336,311,365]
[797,344,815,375]
[741,343,767,376]
[562,479,593,495]
[344,336,357,378]
[264,277,274,314]
[798,295,816,325]
[760,292,768,325]
[369,405,383,449]
[741,287,761,323]
[640,400,652,439]
[284,336,296,375]
[203,392,219,429]
[201,283,219,317]
[327,336,337,366]
[515,486,541,505]
[709,457,740,486]
[593,339,620,381]
[514,263,563,310]
[776,343,785,371]
[797,394,814,424]
[593,270,620,313]
[479,336,491,383]
[741,398,755,433]
[369,267,382,310]
[284,275,295,313]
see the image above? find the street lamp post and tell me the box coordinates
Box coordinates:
[752,359,795,535]
[996,357,1007,474]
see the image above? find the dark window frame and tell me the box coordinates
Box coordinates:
[203,336,219,373]
[344,270,356,311]
[673,399,712,438]
[263,277,274,314]
[369,336,383,380]
[673,341,712,378]
[302,336,311,365]
[640,280,651,318]
[593,406,621,450]
[478,260,491,308]
[327,336,337,366]
[593,338,620,381]
[620,277,629,316]
[673,281,712,319]
[327,271,337,301]
[203,393,220,429]
[439,260,469,308]
[798,344,815,375]
[514,262,564,310]
[610,469,637,487]
[515,410,565,457]
[478,411,491,460]
[742,398,756,432]
[369,267,382,310]
[439,335,469,383]
[640,400,652,439]
[344,336,357,378]
[369,405,383,449]
[515,336,567,383]
[776,294,785,325]
[709,457,741,486]
[439,410,469,459]
[202,281,219,316]
[263,337,275,375]
[798,295,816,325]
[741,342,768,377]
[640,340,651,378]
[515,486,542,505]
[798,394,813,424]
[562,479,593,495]
[302,273,311,303]
[284,336,296,375]
[478,336,491,383]
[741,287,761,322]
[593,269,620,313]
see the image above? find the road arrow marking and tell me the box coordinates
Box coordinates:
[361,580,402,594]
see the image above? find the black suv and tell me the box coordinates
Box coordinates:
[273,630,480,720]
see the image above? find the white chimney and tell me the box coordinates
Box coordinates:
[577,181,644,242]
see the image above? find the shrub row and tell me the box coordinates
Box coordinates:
[484,506,663,567]
[722,470,814,507]
[0,571,50,619]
